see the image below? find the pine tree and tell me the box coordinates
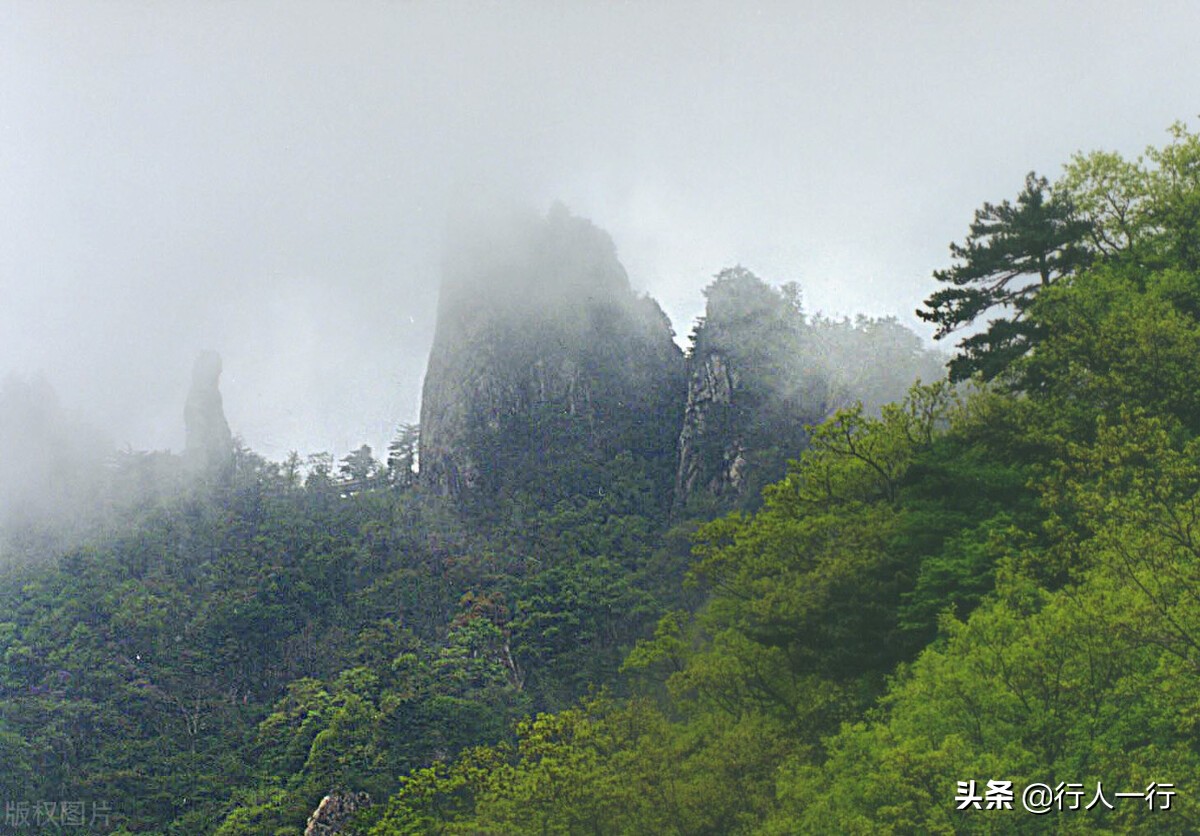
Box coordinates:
[918,172,1091,381]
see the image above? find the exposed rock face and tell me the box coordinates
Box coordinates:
[304,791,370,836]
[674,268,824,511]
[419,204,685,502]
[675,350,747,500]
[419,218,944,514]
[183,350,233,480]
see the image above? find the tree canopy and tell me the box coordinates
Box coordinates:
[918,171,1091,381]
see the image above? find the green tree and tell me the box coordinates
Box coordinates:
[918,172,1090,381]
[1059,123,1200,274]
[305,452,335,490]
[386,424,420,489]
[340,445,379,484]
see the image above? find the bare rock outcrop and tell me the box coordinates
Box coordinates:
[675,350,749,500]
[419,204,685,503]
[183,350,233,481]
[673,268,823,511]
[304,791,370,836]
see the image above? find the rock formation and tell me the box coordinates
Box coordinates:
[673,270,949,511]
[674,268,824,511]
[183,350,234,481]
[675,350,748,500]
[304,791,370,836]
[419,204,685,504]
[418,209,946,515]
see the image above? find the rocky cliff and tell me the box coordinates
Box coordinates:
[184,350,234,481]
[674,268,825,510]
[419,204,685,504]
[675,350,748,500]
[419,214,945,515]
[673,270,950,512]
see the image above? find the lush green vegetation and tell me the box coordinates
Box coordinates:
[6,123,1200,834]
[362,124,1200,834]
[0,444,684,834]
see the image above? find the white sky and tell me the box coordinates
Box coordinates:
[2,1,1198,458]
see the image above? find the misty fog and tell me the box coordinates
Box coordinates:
[3,3,1199,464]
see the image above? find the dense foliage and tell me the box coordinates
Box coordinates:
[0,441,683,834]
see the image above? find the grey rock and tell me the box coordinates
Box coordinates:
[183,350,233,481]
[419,205,684,501]
[304,791,370,836]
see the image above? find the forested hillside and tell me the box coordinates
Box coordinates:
[359,125,1200,834]
[6,124,1200,835]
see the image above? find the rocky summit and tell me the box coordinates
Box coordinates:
[419,204,685,504]
[184,350,234,481]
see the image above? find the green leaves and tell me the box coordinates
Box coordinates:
[1019,265,1200,437]
[919,172,1091,382]
[368,696,788,836]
